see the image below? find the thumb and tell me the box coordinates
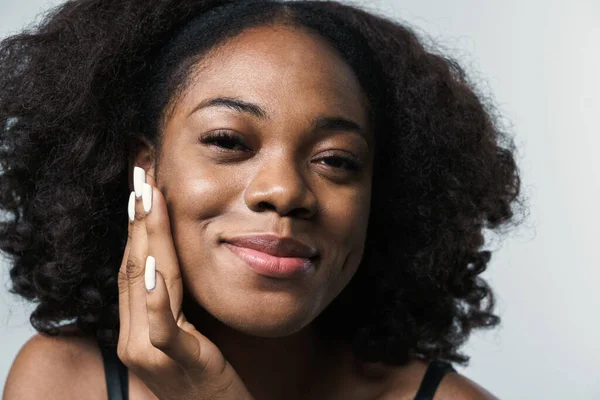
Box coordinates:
[146,264,255,398]
[146,265,204,371]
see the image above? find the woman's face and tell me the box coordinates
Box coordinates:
[146,24,373,337]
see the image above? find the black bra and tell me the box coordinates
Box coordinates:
[100,345,454,400]
[99,345,128,400]
[414,359,456,399]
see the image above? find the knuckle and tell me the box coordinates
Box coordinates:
[196,350,213,376]
[117,270,129,291]
[188,340,203,366]
[126,257,145,279]
[122,346,144,368]
[116,345,128,363]
[216,377,237,396]
[149,327,175,350]
[166,274,182,293]
[134,207,146,221]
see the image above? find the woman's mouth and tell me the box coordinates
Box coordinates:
[223,242,317,279]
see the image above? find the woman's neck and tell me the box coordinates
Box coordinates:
[181,297,348,400]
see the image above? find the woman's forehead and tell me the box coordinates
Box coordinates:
[172,25,371,129]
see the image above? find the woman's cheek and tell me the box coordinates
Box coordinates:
[165,160,241,216]
[164,166,237,268]
[325,184,370,234]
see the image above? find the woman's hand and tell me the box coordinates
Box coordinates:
[117,167,254,400]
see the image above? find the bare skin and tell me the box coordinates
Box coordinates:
[4,323,498,400]
[3,24,499,400]
[125,24,376,400]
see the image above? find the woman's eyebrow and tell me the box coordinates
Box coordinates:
[189,96,268,119]
[189,96,370,146]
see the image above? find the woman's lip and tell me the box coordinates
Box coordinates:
[224,243,316,279]
[223,234,318,258]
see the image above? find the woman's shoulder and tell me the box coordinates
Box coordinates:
[378,358,499,400]
[3,324,109,400]
[4,324,497,400]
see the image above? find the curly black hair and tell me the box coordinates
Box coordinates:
[0,0,526,366]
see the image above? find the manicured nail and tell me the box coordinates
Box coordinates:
[145,255,156,291]
[142,183,152,213]
[134,166,146,198]
[128,191,135,222]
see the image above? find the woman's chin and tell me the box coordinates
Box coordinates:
[208,300,317,338]
[182,275,324,337]
[230,321,309,338]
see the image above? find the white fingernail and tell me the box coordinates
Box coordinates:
[145,256,156,291]
[142,183,152,213]
[134,167,146,198]
[128,191,135,222]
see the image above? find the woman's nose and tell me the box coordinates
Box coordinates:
[244,157,317,219]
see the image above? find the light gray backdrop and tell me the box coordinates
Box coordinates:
[1,0,598,398]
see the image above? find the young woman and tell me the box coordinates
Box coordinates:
[1,0,524,398]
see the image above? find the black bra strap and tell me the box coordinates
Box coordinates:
[99,345,129,400]
[414,360,456,400]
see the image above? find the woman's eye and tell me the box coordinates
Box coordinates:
[199,131,249,151]
[199,133,361,172]
[317,156,362,172]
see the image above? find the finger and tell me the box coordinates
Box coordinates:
[127,167,150,332]
[117,191,135,347]
[145,168,157,187]
[143,182,183,319]
[146,266,205,372]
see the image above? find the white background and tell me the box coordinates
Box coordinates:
[1,0,598,398]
